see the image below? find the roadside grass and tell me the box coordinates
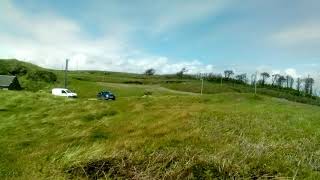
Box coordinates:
[162,81,320,106]
[161,80,238,94]
[67,80,184,99]
[1,90,320,179]
[66,71,320,106]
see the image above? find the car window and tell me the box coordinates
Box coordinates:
[62,90,66,93]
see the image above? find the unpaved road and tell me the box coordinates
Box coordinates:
[98,82,199,96]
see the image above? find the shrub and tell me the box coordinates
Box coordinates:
[144,90,153,96]
[27,70,57,83]
[0,66,9,75]
[123,81,143,84]
[144,68,156,76]
[9,65,28,76]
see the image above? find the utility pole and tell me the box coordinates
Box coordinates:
[76,59,79,73]
[64,59,69,88]
[254,71,258,95]
[220,75,223,86]
[201,78,204,95]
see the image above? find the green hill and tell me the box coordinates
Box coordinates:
[0,59,58,91]
[1,59,320,179]
[0,59,43,74]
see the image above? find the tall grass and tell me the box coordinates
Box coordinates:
[1,90,320,179]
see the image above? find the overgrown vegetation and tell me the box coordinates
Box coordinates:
[1,59,320,179]
[26,70,57,83]
[1,91,320,179]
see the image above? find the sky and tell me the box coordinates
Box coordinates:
[1,0,320,81]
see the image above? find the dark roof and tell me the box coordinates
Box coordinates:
[0,75,16,87]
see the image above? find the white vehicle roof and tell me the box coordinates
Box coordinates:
[52,88,69,91]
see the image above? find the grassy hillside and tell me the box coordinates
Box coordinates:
[0,59,44,73]
[0,59,59,91]
[1,59,320,179]
[67,71,320,106]
[1,89,320,179]
[1,59,319,106]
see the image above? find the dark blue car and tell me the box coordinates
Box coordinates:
[97,91,116,100]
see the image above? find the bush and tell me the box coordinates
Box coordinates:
[144,90,153,96]
[0,66,9,75]
[123,81,143,84]
[9,65,28,76]
[27,70,57,83]
[144,68,156,76]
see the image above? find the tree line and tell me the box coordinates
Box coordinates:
[144,68,316,96]
[199,71,315,96]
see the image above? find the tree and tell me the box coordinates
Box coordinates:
[297,78,302,93]
[286,75,294,89]
[224,70,234,79]
[235,73,247,83]
[276,75,286,87]
[144,68,156,76]
[176,67,188,78]
[272,74,281,86]
[260,72,270,85]
[304,77,314,95]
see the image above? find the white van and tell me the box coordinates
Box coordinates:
[52,88,77,98]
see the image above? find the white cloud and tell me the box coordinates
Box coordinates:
[0,0,216,74]
[271,23,320,45]
[284,68,299,78]
[257,66,301,78]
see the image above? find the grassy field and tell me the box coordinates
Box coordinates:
[1,59,320,179]
[1,85,320,179]
[2,59,319,105]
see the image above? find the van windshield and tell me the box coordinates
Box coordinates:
[66,90,72,93]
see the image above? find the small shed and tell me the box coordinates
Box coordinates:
[0,75,21,90]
